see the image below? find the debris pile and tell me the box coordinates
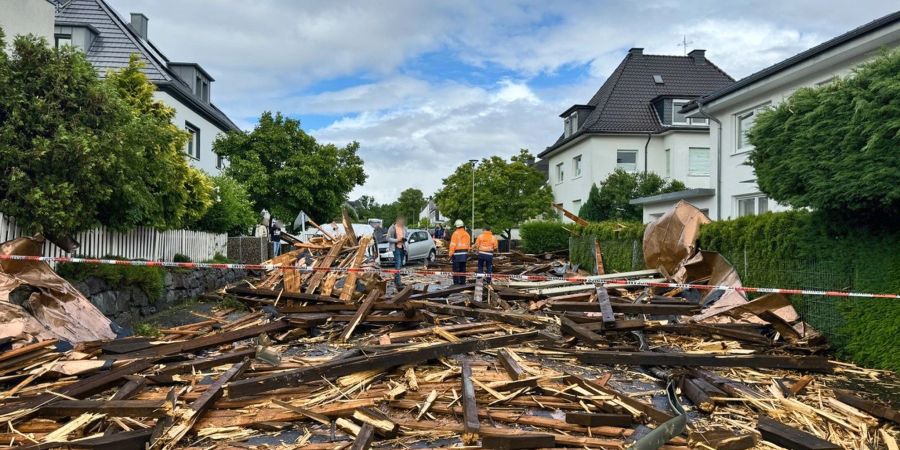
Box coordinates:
[0,203,897,450]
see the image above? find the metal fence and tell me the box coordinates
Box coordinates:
[0,213,227,262]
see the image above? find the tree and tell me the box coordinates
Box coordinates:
[748,49,900,225]
[194,175,256,235]
[0,34,211,239]
[578,169,686,221]
[214,112,366,223]
[434,149,553,238]
[395,188,426,222]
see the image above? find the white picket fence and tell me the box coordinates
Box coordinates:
[0,213,226,262]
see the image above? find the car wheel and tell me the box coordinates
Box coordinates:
[427,249,436,263]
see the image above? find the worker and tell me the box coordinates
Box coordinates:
[474,226,499,283]
[386,216,407,289]
[448,219,471,285]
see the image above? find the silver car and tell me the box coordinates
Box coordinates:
[377,228,437,265]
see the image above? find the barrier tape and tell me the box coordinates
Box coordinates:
[1,254,897,299]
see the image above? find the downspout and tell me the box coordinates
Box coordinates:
[643,133,651,175]
[698,102,722,220]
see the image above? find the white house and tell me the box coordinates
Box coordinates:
[418,199,447,225]
[635,11,900,222]
[49,0,240,174]
[0,0,55,51]
[537,48,734,221]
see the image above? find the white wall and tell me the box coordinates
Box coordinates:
[639,197,715,223]
[155,91,228,175]
[547,130,712,221]
[708,22,900,220]
[0,0,55,51]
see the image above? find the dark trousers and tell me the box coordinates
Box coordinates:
[477,253,494,283]
[452,252,468,285]
[393,248,405,287]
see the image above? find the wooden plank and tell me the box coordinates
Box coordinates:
[408,283,475,300]
[757,415,840,450]
[414,301,551,327]
[338,288,384,342]
[228,331,543,398]
[460,358,480,444]
[156,349,256,376]
[226,286,343,303]
[352,407,398,437]
[565,412,632,427]
[340,235,373,301]
[595,286,615,324]
[593,239,605,275]
[551,203,588,226]
[305,236,346,294]
[550,302,700,315]
[681,378,715,413]
[571,351,832,372]
[560,316,604,345]
[833,389,899,424]
[496,349,525,380]
[111,320,289,359]
[35,400,171,418]
[481,433,555,449]
[341,207,358,246]
[349,423,375,450]
[564,374,673,424]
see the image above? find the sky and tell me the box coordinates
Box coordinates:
[110,0,898,203]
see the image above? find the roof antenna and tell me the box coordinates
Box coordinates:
[677,35,694,56]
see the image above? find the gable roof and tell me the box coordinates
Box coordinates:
[52,0,239,131]
[683,10,900,113]
[538,49,733,158]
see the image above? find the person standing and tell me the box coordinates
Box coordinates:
[448,220,471,285]
[474,226,498,283]
[434,224,444,240]
[269,221,282,257]
[386,216,407,289]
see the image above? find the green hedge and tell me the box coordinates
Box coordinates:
[698,211,900,371]
[520,221,570,253]
[569,221,646,273]
[57,256,165,301]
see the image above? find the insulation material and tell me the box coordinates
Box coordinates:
[641,200,710,282]
[0,236,117,345]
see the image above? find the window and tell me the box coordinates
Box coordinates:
[672,99,689,125]
[185,122,200,159]
[564,112,578,138]
[216,153,225,169]
[195,76,202,96]
[572,199,582,214]
[201,81,209,102]
[735,194,769,217]
[736,104,769,152]
[664,149,671,178]
[54,34,72,48]
[573,155,582,177]
[688,147,710,176]
[556,162,564,183]
[616,150,637,172]
[689,117,709,126]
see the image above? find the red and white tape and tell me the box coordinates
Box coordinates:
[1,254,897,299]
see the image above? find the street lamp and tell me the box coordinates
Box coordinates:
[469,159,478,243]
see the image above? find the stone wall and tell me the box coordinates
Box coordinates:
[71,268,248,325]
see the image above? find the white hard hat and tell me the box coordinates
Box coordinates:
[455,219,464,227]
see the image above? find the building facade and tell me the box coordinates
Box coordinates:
[637,12,900,222]
[0,0,55,50]
[538,49,733,221]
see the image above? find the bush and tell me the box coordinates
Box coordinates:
[133,322,161,337]
[578,170,685,221]
[57,256,165,301]
[520,221,570,253]
[203,252,230,264]
[173,254,192,263]
[193,175,256,235]
[569,221,646,273]
[698,211,900,371]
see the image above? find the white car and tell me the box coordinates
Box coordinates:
[377,229,437,265]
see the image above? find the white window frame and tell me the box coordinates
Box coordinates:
[735,103,769,154]
[185,122,200,160]
[573,155,582,178]
[672,99,690,125]
[688,147,710,177]
[734,194,769,217]
[689,116,709,126]
[556,162,564,184]
[54,33,72,48]
[616,150,638,173]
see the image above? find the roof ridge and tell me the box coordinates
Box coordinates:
[85,0,173,81]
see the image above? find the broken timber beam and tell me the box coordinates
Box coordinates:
[339,234,373,301]
[338,288,384,342]
[305,236,346,294]
[560,316,604,345]
[414,300,551,327]
[570,351,832,372]
[595,286,615,324]
[227,331,543,397]
[481,433,556,449]
[566,412,632,427]
[564,373,673,424]
[550,302,700,315]
[349,423,376,450]
[111,320,289,359]
[460,358,480,444]
[496,349,526,380]
[833,389,899,424]
[757,415,840,450]
[35,399,170,418]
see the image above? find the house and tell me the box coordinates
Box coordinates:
[418,199,447,226]
[49,0,240,174]
[537,48,734,220]
[635,11,900,222]
[0,0,55,51]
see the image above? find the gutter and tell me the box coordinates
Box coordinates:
[643,133,651,175]
[698,102,722,220]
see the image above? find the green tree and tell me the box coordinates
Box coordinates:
[748,50,900,225]
[434,149,553,238]
[214,112,366,222]
[395,188,426,222]
[578,169,686,221]
[195,175,256,235]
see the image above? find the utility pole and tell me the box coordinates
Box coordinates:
[469,159,478,243]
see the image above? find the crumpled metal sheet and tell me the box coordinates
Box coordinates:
[642,200,710,282]
[0,236,116,345]
[683,251,748,310]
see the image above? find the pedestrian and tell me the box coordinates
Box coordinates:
[448,219,471,285]
[474,225,498,283]
[386,216,407,289]
[434,224,444,240]
[269,221,282,257]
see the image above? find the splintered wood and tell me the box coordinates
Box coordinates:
[0,239,897,450]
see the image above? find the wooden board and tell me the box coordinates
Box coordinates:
[757,415,840,450]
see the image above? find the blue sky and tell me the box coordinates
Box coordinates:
[111,0,899,202]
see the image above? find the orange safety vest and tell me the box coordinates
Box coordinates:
[475,231,498,254]
[448,228,471,254]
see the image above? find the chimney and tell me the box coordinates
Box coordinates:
[130,13,148,40]
[628,48,643,57]
[688,49,706,64]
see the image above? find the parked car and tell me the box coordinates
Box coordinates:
[377,228,436,266]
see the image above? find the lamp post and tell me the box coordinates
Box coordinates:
[469,159,478,243]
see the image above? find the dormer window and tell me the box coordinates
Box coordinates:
[672,99,690,125]
[564,112,578,138]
